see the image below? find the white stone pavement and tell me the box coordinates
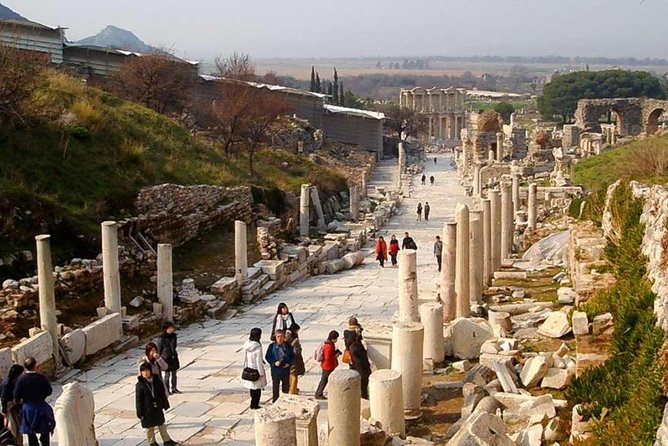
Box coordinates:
[46,153,469,446]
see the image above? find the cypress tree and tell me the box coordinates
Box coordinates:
[310,66,316,92]
[339,82,345,106]
[333,68,339,105]
[327,82,333,99]
[315,73,321,93]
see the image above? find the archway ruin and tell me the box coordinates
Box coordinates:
[575,98,668,137]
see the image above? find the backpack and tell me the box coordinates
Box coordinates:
[314,343,325,362]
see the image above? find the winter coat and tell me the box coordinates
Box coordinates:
[389,239,400,255]
[271,313,296,335]
[135,375,170,428]
[158,332,180,371]
[374,239,388,261]
[321,341,339,372]
[242,340,267,390]
[416,204,423,214]
[139,355,169,395]
[434,240,443,257]
[350,341,371,378]
[289,337,306,376]
[265,342,294,377]
[343,325,364,350]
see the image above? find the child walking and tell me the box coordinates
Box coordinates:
[136,362,178,446]
[158,321,181,394]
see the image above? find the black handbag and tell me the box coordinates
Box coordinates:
[241,367,260,381]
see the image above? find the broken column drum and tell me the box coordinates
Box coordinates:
[234,220,248,285]
[419,302,444,364]
[490,189,502,272]
[441,222,457,322]
[500,181,513,261]
[469,211,483,306]
[327,369,361,446]
[391,322,424,417]
[299,184,310,237]
[455,204,470,318]
[101,221,121,315]
[157,244,174,322]
[527,183,538,230]
[254,407,298,446]
[349,185,359,222]
[398,250,419,322]
[369,369,405,438]
[35,234,60,366]
[482,199,492,286]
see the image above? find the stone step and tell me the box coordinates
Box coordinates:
[257,274,270,286]
[246,267,262,280]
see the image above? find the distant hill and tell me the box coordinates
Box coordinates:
[0,2,26,20]
[74,25,156,53]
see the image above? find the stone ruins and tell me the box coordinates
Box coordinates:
[399,87,467,145]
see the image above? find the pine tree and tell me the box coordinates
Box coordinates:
[332,68,339,105]
[315,73,321,93]
[310,66,316,92]
[339,82,345,106]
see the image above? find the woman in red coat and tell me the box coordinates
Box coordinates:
[388,234,400,267]
[375,236,388,268]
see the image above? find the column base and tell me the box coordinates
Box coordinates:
[404,409,423,421]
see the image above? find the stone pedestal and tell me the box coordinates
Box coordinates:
[482,199,492,287]
[500,181,513,261]
[369,370,405,438]
[528,183,537,230]
[490,189,501,272]
[35,235,59,367]
[496,133,504,160]
[512,171,520,219]
[255,406,298,446]
[328,369,361,446]
[235,220,248,285]
[398,250,419,322]
[455,204,470,318]
[157,244,173,322]
[310,186,326,229]
[350,185,359,222]
[419,302,444,364]
[391,322,424,416]
[101,221,121,315]
[299,184,310,237]
[469,211,483,306]
[274,394,320,446]
[441,222,457,322]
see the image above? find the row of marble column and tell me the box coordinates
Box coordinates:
[299,180,367,237]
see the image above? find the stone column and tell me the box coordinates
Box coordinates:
[391,322,424,417]
[473,162,482,197]
[361,173,368,198]
[441,222,457,322]
[255,407,298,446]
[101,221,121,315]
[398,250,419,322]
[328,370,361,446]
[369,370,405,438]
[35,235,59,366]
[349,185,359,222]
[309,186,326,229]
[482,199,492,287]
[512,171,520,219]
[528,183,538,230]
[157,244,173,322]
[234,221,248,285]
[469,211,483,306]
[501,180,513,261]
[299,184,310,237]
[455,204,470,318]
[490,189,502,272]
[488,149,495,162]
[496,132,504,160]
[419,302,444,364]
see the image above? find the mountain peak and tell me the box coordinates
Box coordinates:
[74,25,156,53]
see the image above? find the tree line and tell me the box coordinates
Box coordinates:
[310,67,348,106]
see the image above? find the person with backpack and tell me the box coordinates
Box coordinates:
[315,331,341,400]
[286,324,305,395]
[402,232,417,250]
[374,236,388,268]
[158,322,180,395]
[424,202,431,221]
[349,333,372,399]
[271,303,296,340]
[135,362,177,446]
[1,365,23,445]
[388,234,400,267]
[416,203,423,221]
[242,328,266,410]
[264,329,294,402]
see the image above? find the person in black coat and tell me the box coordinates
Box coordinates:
[158,322,180,394]
[13,357,54,446]
[135,363,178,446]
[1,364,23,445]
[349,333,372,399]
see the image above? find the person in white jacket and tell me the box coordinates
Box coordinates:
[243,328,267,409]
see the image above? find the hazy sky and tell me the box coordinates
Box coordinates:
[4,0,667,61]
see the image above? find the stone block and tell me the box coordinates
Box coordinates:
[491,360,519,394]
[206,301,228,319]
[592,312,613,335]
[557,287,577,304]
[464,364,496,387]
[445,318,494,359]
[520,355,550,388]
[210,277,238,294]
[461,384,486,417]
[0,348,13,378]
[122,315,140,331]
[245,267,262,280]
[12,331,53,366]
[451,360,471,372]
[448,411,514,446]
[274,394,319,446]
[572,311,589,336]
[537,312,571,338]
[516,424,543,446]
[82,313,122,357]
[61,329,86,365]
[541,367,573,390]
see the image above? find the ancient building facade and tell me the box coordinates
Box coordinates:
[574,97,668,136]
[399,87,467,145]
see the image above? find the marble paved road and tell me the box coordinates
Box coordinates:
[48,153,469,445]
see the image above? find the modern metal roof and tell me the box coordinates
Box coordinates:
[324,104,385,121]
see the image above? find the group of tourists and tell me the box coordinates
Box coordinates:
[416,202,431,221]
[241,303,371,409]
[374,232,417,267]
[420,174,435,186]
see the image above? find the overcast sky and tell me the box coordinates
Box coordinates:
[4,0,666,61]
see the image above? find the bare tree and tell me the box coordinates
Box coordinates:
[114,53,196,114]
[0,46,45,126]
[381,104,427,140]
[241,91,288,175]
[215,52,256,81]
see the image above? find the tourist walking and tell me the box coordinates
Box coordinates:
[434,235,443,272]
[424,202,431,221]
[315,330,341,400]
[287,323,305,395]
[265,329,294,402]
[2,365,24,445]
[135,362,178,446]
[343,316,364,367]
[349,333,372,399]
[374,236,388,268]
[140,343,169,396]
[158,322,180,395]
[271,303,296,340]
[13,357,55,446]
[430,175,435,186]
[421,174,426,185]
[388,234,400,266]
[242,328,267,410]
[416,203,423,221]
[434,157,437,165]
[402,232,417,250]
